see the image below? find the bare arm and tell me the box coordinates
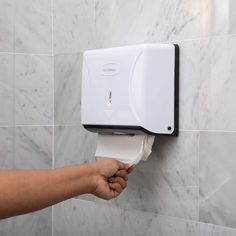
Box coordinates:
[0,160,134,219]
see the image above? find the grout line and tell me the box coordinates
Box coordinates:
[12,0,16,169]
[51,0,55,170]
[92,0,96,51]
[1,34,236,57]
[0,52,53,56]
[166,33,236,44]
[52,206,54,236]
[0,124,54,128]
[51,0,55,235]
[51,0,54,56]
[53,124,81,127]
[12,0,16,233]
[179,129,236,133]
[197,131,200,221]
[2,125,236,133]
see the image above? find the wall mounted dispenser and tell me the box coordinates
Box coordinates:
[82,44,179,164]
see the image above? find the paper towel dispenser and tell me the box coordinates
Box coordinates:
[81,44,179,136]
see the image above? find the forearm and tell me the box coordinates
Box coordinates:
[0,164,96,219]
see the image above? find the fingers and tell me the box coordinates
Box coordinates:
[127,165,136,173]
[114,170,128,181]
[109,176,127,189]
[115,160,136,173]
[109,182,123,195]
[115,160,131,171]
[105,164,136,200]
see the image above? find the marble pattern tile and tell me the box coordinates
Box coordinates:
[54,53,82,125]
[14,0,52,54]
[96,132,199,220]
[139,131,199,186]
[13,207,52,236]
[198,223,236,236]
[14,55,53,125]
[199,35,236,131]
[175,40,200,130]
[0,0,14,52]
[0,218,13,236]
[54,199,95,236]
[98,175,198,220]
[95,0,201,48]
[0,54,14,125]
[54,125,96,201]
[95,205,236,236]
[199,132,236,228]
[123,209,199,236]
[95,204,124,236]
[0,127,13,170]
[123,211,236,236]
[14,126,52,169]
[54,125,97,168]
[54,0,95,54]
[200,0,236,37]
[53,199,236,236]
[0,0,235,234]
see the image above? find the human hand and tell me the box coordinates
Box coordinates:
[91,159,135,200]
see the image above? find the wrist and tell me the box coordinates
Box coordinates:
[80,162,99,194]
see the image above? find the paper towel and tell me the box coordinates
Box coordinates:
[95,134,155,164]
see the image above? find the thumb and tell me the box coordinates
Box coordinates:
[116,160,133,171]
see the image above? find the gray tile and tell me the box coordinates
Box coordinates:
[54,0,95,54]
[96,132,199,220]
[176,40,200,130]
[199,35,236,131]
[0,127,13,170]
[13,207,52,236]
[0,0,14,52]
[75,193,95,202]
[200,0,236,37]
[54,125,96,201]
[229,1,236,34]
[199,132,236,228]
[139,131,199,186]
[95,0,201,48]
[122,210,199,236]
[123,213,236,236]
[0,54,14,125]
[98,175,198,220]
[198,222,236,236]
[14,0,52,54]
[95,205,236,236]
[0,218,13,236]
[54,125,96,168]
[15,55,53,125]
[54,53,82,125]
[54,199,95,236]
[95,204,124,236]
[14,126,52,169]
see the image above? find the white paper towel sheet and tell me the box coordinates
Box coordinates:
[95,134,155,164]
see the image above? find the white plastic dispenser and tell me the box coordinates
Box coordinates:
[81,44,179,164]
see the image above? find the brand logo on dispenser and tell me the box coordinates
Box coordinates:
[101,63,119,76]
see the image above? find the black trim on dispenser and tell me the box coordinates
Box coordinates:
[172,44,179,136]
[83,125,156,135]
[83,44,179,137]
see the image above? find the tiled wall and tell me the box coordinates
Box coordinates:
[0,0,236,236]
